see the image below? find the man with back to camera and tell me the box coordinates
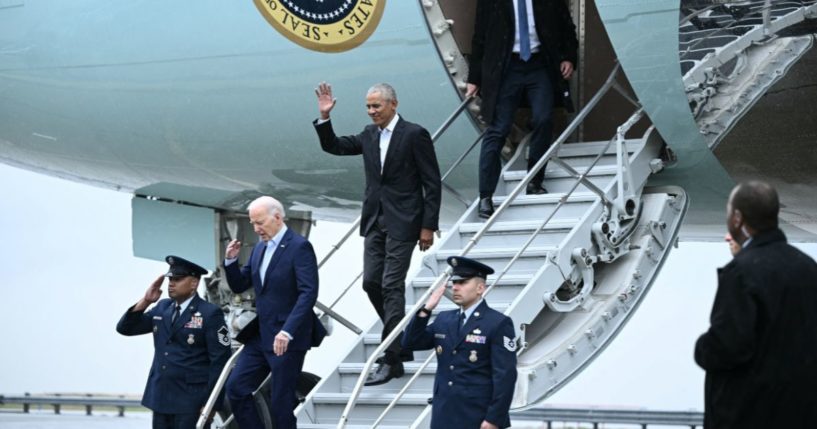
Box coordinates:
[467,0,578,219]
[222,196,323,429]
[117,255,230,429]
[695,181,817,428]
[402,256,517,429]
[313,82,442,386]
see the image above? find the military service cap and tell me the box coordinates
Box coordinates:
[447,256,495,281]
[164,255,208,278]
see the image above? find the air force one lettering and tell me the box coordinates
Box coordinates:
[253,0,385,52]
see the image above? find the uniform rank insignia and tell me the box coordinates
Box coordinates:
[218,326,230,346]
[185,316,203,329]
[187,334,195,345]
[435,333,446,339]
[465,334,487,344]
[503,336,517,352]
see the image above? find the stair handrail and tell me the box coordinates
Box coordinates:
[195,344,244,429]
[679,0,800,60]
[200,96,477,428]
[338,63,642,428]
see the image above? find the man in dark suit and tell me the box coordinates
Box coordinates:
[313,82,442,385]
[695,181,817,428]
[403,256,517,429]
[223,196,321,429]
[466,0,578,218]
[117,255,230,429]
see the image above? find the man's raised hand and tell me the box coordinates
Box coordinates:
[315,81,337,120]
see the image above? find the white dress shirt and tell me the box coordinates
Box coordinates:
[379,114,400,173]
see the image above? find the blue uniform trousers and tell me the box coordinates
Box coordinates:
[479,53,554,197]
[152,411,208,429]
[225,337,306,429]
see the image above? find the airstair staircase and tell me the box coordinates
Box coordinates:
[294,85,688,427]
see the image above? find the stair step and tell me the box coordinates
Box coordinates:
[411,274,529,301]
[503,164,617,181]
[435,246,555,260]
[555,140,642,158]
[492,192,598,205]
[459,219,578,233]
[412,274,530,288]
[338,362,437,374]
[311,392,431,406]
[299,425,407,429]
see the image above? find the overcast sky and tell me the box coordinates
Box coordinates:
[2,163,816,413]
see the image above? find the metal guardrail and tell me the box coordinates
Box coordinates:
[0,394,703,428]
[512,407,704,428]
[0,393,143,416]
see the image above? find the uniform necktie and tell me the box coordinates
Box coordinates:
[172,304,181,324]
[518,0,531,61]
[458,311,466,335]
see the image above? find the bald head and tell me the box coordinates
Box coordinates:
[727,181,779,234]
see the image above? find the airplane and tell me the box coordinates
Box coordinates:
[2,0,816,427]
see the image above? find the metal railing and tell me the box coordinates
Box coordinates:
[0,393,143,416]
[339,63,645,428]
[197,96,477,429]
[0,394,703,428]
[679,0,811,60]
[512,407,703,428]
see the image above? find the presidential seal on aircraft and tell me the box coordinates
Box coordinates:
[253,0,386,52]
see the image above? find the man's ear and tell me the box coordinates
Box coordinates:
[733,209,743,228]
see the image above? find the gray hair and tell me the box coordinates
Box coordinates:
[367,83,397,102]
[248,196,286,219]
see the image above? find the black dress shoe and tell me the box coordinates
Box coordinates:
[526,182,548,195]
[478,197,494,219]
[364,361,404,386]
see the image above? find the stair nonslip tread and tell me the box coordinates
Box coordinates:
[412,274,531,287]
[435,247,556,259]
[337,362,437,373]
[502,164,617,181]
[490,192,599,205]
[310,392,431,405]
[459,218,578,233]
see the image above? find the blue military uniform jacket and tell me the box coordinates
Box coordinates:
[402,300,517,428]
[116,294,231,414]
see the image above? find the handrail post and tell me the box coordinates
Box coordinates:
[762,0,772,36]
[196,344,245,429]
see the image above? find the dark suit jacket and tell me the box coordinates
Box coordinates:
[116,294,230,414]
[695,228,817,428]
[224,228,321,352]
[402,301,517,428]
[314,116,441,242]
[467,0,578,122]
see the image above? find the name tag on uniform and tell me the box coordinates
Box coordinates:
[465,334,486,344]
[184,316,203,329]
[153,316,163,320]
[435,333,446,339]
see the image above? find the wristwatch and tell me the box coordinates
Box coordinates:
[418,306,432,317]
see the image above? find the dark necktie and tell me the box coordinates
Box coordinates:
[172,305,181,324]
[458,311,466,335]
[518,0,531,61]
